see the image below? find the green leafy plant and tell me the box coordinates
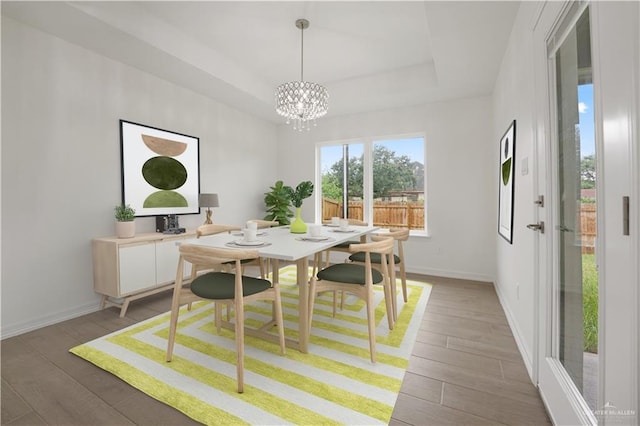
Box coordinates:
[285,180,314,208]
[114,204,136,222]
[264,180,294,225]
[583,254,598,353]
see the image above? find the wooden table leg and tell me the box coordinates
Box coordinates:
[296,257,309,353]
[272,259,280,285]
[271,259,280,322]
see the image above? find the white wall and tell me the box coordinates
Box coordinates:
[1,17,278,337]
[276,97,497,281]
[492,2,539,377]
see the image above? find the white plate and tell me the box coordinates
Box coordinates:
[232,230,267,237]
[233,239,265,246]
[298,236,330,242]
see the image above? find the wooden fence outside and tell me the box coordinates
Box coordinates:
[323,198,597,248]
[581,203,596,254]
[322,198,425,230]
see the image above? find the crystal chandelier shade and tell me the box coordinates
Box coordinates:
[275,19,328,131]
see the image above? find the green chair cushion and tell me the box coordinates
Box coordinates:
[348,251,401,264]
[191,272,271,300]
[317,263,384,285]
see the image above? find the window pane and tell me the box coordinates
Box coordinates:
[554,7,598,410]
[372,138,425,230]
[319,137,426,232]
[320,144,364,221]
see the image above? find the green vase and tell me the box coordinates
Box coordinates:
[290,207,307,234]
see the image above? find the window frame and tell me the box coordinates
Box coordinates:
[315,132,428,236]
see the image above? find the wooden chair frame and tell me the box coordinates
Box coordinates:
[321,218,368,267]
[349,228,409,322]
[308,237,395,363]
[166,243,285,393]
[245,219,279,278]
[190,224,242,316]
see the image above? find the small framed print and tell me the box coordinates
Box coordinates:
[498,120,516,243]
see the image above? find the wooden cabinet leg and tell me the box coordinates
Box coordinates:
[120,299,130,318]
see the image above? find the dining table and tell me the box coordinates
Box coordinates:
[183,224,379,353]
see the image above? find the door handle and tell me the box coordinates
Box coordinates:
[555,225,573,232]
[527,222,545,233]
[623,196,630,236]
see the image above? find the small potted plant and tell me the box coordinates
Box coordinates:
[264,180,294,225]
[285,181,314,234]
[114,203,136,238]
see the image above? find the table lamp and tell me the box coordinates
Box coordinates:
[199,193,219,224]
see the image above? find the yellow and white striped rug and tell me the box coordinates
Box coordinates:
[70,266,431,425]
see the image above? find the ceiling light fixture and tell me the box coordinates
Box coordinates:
[275,18,328,131]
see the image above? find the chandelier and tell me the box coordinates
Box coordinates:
[275,19,328,131]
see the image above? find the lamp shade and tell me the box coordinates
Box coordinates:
[199,193,219,208]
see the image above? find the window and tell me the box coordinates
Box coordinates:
[317,135,426,233]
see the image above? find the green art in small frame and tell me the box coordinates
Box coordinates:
[498,120,516,243]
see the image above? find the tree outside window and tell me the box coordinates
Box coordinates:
[319,136,425,231]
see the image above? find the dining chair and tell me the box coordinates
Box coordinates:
[195,223,241,251]
[320,218,369,312]
[321,218,368,267]
[190,224,242,316]
[197,223,269,277]
[348,228,409,322]
[166,243,286,393]
[244,219,280,278]
[308,237,395,363]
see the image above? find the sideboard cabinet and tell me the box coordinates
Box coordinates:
[92,231,195,317]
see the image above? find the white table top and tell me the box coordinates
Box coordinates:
[184,225,379,261]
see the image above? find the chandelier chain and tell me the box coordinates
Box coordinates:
[275,18,328,131]
[300,21,304,81]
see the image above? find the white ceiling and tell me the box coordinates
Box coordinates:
[2,1,520,123]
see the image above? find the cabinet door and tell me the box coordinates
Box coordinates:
[156,238,183,284]
[119,242,156,295]
[155,238,193,284]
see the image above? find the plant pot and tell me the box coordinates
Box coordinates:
[290,208,307,234]
[115,221,135,238]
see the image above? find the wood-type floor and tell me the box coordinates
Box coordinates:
[2,271,551,425]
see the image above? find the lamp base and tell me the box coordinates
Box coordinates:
[204,208,213,225]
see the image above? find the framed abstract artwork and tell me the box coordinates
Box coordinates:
[120,120,200,217]
[498,120,516,243]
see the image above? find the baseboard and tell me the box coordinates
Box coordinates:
[408,265,494,283]
[324,252,494,283]
[493,280,534,381]
[1,302,100,339]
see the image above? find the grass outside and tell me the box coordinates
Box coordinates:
[583,254,598,353]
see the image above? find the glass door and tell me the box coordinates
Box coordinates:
[535,2,638,424]
[553,6,597,409]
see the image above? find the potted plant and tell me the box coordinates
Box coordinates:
[114,203,136,238]
[264,180,294,225]
[285,180,314,234]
